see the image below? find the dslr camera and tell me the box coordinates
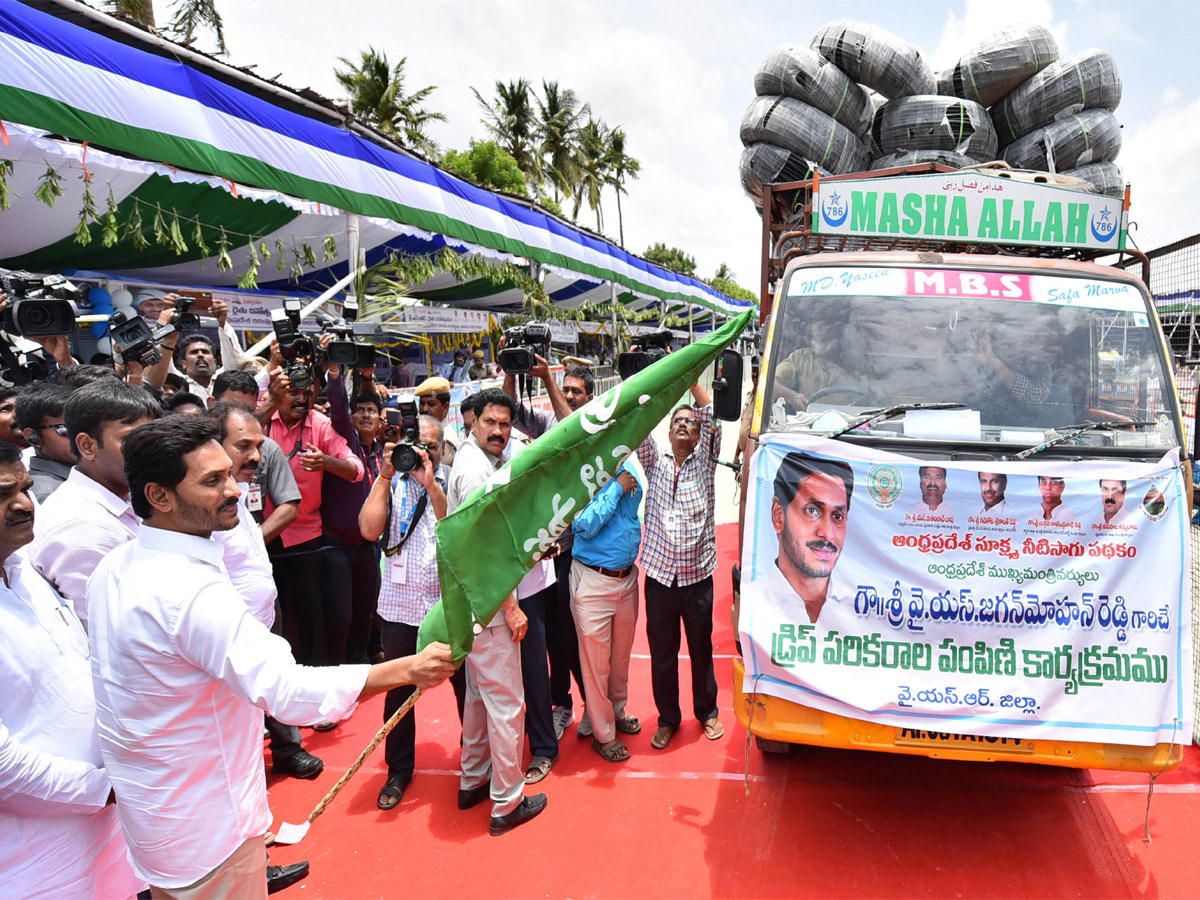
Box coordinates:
[110,310,176,367]
[617,328,672,380]
[0,269,81,337]
[317,298,376,369]
[497,322,552,376]
[384,400,422,473]
[271,299,315,391]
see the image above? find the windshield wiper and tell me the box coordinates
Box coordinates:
[828,402,966,439]
[1008,420,1155,461]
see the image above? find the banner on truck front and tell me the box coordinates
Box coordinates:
[812,172,1126,252]
[739,434,1193,746]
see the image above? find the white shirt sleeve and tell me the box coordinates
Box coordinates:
[0,720,111,818]
[171,582,368,726]
[218,321,247,373]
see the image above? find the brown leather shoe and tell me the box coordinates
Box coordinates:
[702,717,724,741]
[651,725,676,749]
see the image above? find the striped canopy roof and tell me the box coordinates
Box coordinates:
[0,1,750,324]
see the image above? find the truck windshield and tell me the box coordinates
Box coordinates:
[765,266,1180,451]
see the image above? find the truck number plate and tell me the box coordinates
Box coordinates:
[894,728,1036,753]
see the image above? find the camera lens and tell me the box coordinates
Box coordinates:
[392,443,419,473]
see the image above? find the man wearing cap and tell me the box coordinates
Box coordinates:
[440,350,470,385]
[468,350,495,381]
[414,376,458,469]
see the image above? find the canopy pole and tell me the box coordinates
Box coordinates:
[610,281,619,355]
[346,212,362,303]
[689,306,694,343]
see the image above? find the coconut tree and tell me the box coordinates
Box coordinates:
[334,48,446,158]
[571,118,611,232]
[536,80,588,206]
[472,79,539,183]
[107,0,225,53]
[604,127,640,248]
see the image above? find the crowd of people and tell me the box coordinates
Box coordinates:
[0,293,729,899]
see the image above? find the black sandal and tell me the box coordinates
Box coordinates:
[376,775,407,810]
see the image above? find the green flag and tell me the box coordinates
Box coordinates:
[418,309,753,660]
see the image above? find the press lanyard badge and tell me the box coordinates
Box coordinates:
[389,549,408,584]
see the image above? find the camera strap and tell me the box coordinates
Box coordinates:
[382,479,428,557]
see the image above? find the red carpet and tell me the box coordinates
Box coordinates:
[264,524,1200,899]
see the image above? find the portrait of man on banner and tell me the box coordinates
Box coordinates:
[767,451,854,627]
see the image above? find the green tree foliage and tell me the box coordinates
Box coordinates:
[334,47,446,158]
[107,0,225,53]
[604,126,640,247]
[472,79,539,179]
[535,81,588,205]
[572,118,609,231]
[706,264,759,303]
[441,141,528,196]
[643,242,696,278]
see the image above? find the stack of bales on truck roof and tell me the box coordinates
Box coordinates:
[739,20,1126,207]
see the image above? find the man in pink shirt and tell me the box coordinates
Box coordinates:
[262,373,364,669]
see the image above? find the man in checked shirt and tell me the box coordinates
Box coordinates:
[636,379,724,750]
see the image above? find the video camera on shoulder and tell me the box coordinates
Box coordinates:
[0,269,80,337]
[617,328,672,380]
[317,297,376,369]
[497,322,552,375]
[384,400,422,473]
[271,299,315,391]
[110,311,176,367]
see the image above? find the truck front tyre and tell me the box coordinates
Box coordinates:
[755,736,794,754]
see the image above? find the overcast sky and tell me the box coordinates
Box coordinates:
[212,0,1200,294]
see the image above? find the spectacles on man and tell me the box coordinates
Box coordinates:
[671,416,698,429]
[37,423,69,437]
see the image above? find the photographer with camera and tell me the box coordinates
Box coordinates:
[358,410,457,811]
[262,354,364,679]
[318,333,386,665]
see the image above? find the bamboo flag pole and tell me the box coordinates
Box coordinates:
[271,687,425,846]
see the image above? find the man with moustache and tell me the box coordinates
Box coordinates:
[446,387,548,835]
[262,371,363,670]
[1096,479,1130,526]
[208,402,323,791]
[975,472,1010,516]
[907,466,955,519]
[87,416,455,898]
[1036,475,1075,522]
[766,452,855,626]
[414,376,458,468]
[0,441,143,899]
[637,381,723,750]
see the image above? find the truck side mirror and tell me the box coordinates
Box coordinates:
[711,349,744,421]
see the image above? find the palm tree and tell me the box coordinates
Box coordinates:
[536,80,588,206]
[334,48,446,158]
[107,0,225,53]
[572,118,610,232]
[604,127,640,248]
[472,79,538,183]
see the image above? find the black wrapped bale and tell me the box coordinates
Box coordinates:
[754,43,874,137]
[810,19,936,99]
[739,142,831,206]
[873,95,998,159]
[1061,161,1124,198]
[992,48,1122,146]
[869,149,979,171]
[1000,108,1122,172]
[740,95,870,175]
[937,23,1060,107]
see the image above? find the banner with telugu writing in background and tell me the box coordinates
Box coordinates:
[740,433,1193,746]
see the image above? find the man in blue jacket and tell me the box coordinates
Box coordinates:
[568,460,644,762]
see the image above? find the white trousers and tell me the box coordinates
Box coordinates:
[569,560,639,744]
[460,618,526,817]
